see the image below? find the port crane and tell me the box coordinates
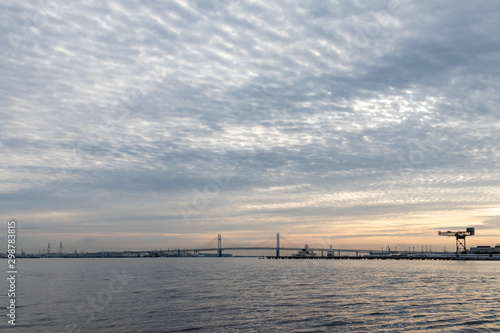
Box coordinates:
[438,227,475,255]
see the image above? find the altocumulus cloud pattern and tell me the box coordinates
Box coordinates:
[1,0,499,251]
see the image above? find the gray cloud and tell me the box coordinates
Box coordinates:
[1,0,499,252]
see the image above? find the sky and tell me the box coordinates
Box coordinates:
[1,0,499,253]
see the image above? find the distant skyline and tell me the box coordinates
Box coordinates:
[1,0,499,253]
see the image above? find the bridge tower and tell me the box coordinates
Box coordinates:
[276,233,280,257]
[217,234,222,257]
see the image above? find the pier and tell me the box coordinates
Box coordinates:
[266,255,500,260]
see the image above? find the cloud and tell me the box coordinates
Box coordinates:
[1,0,499,251]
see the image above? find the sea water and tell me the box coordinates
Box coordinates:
[1,258,499,332]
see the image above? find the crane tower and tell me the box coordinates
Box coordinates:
[438,227,475,255]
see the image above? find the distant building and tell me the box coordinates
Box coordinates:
[84,252,124,258]
[469,246,500,254]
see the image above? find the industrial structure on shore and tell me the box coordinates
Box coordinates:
[4,228,500,260]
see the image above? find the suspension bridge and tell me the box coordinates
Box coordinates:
[124,233,371,257]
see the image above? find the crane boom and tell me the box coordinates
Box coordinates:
[438,228,475,254]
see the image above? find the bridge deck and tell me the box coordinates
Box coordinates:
[192,247,371,253]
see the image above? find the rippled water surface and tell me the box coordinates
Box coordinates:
[2,258,500,332]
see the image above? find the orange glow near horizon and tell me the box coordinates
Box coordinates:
[20,209,500,253]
